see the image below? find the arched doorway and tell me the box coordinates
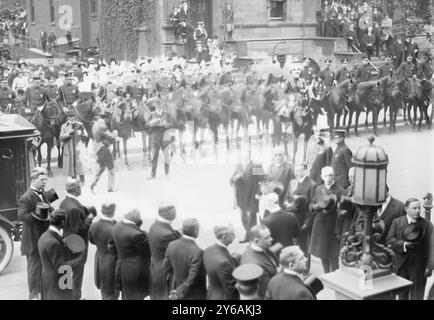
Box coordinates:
[189,0,213,38]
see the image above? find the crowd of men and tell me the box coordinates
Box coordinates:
[17,118,434,300]
[0,3,27,45]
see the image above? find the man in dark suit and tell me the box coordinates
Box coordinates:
[149,203,181,300]
[88,202,118,300]
[308,132,333,185]
[265,246,315,300]
[164,218,207,300]
[266,147,295,206]
[387,198,434,300]
[331,129,353,189]
[18,167,53,300]
[203,224,240,300]
[240,225,278,299]
[109,209,151,300]
[59,178,95,300]
[38,209,80,300]
[307,167,345,273]
[376,186,405,245]
[230,151,264,242]
[147,100,173,179]
[263,194,300,248]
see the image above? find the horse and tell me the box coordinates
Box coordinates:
[73,98,98,146]
[322,79,352,132]
[378,75,404,134]
[110,97,134,168]
[131,97,152,168]
[30,100,66,176]
[346,80,383,136]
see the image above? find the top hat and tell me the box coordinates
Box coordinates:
[45,188,59,203]
[232,263,263,286]
[64,234,86,254]
[317,194,338,212]
[304,275,324,295]
[32,202,51,221]
[402,222,424,242]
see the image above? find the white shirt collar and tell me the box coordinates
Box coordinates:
[283,268,303,280]
[250,243,264,252]
[298,175,308,183]
[49,225,63,237]
[122,218,136,225]
[182,235,196,242]
[67,193,80,202]
[156,216,172,225]
[100,215,115,222]
[407,215,417,224]
[216,241,228,248]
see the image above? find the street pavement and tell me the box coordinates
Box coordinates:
[1,121,433,300]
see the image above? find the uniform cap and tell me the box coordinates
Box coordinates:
[101,202,116,216]
[341,58,349,63]
[324,58,332,63]
[232,264,263,285]
[333,129,346,138]
[32,75,41,80]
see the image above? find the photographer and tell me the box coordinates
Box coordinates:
[59,110,88,184]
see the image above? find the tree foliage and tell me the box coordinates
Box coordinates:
[100,0,156,61]
[389,0,431,37]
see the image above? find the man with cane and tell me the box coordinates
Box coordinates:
[60,110,87,183]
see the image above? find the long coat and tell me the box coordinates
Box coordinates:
[59,121,87,177]
[88,218,118,300]
[148,220,181,300]
[378,197,405,245]
[203,244,239,300]
[18,189,51,256]
[266,161,295,205]
[284,176,317,226]
[240,246,278,299]
[109,221,151,300]
[230,161,263,214]
[307,183,345,259]
[265,272,316,300]
[164,237,207,300]
[309,146,333,185]
[38,229,79,300]
[331,143,353,189]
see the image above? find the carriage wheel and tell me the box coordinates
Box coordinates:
[0,226,14,274]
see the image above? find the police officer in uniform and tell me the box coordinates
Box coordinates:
[331,129,353,189]
[378,55,395,78]
[0,77,15,113]
[319,59,337,91]
[45,77,59,101]
[232,264,263,300]
[335,59,352,84]
[396,55,416,81]
[25,75,48,114]
[354,56,372,83]
[58,71,81,111]
[126,73,146,103]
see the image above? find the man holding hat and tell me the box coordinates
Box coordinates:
[58,71,81,111]
[306,166,345,273]
[0,77,15,113]
[378,55,396,78]
[203,224,240,300]
[265,245,316,300]
[38,209,80,300]
[59,111,87,182]
[18,167,53,299]
[232,264,263,300]
[24,75,48,114]
[164,218,207,300]
[331,129,353,189]
[90,111,117,193]
[387,198,434,300]
[319,59,337,91]
[240,225,279,299]
[59,178,95,300]
[148,203,181,300]
[354,56,372,83]
[89,202,119,300]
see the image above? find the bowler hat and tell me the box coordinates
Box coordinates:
[45,188,59,203]
[64,234,86,254]
[32,202,51,221]
[402,222,424,242]
[317,194,338,212]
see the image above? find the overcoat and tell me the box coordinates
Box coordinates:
[331,143,353,189]
[307,183,345,259]
[265,272,316,300]
[109,221,151,300]
[59,121,87,177]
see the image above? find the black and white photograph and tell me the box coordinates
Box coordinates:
[0,0,433,303]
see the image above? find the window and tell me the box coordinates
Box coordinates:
[49,0,55,23]
[30,0,35,22]
[269,0,286,20]
[90,0,98,17]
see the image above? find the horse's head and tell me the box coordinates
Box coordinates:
[42,101,62,127]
